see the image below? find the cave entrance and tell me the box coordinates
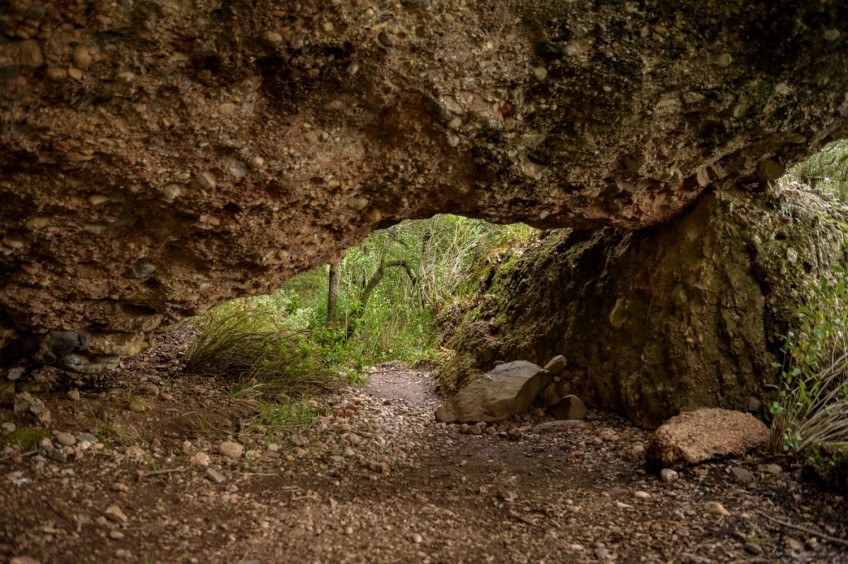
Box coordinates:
[184,214,537,393]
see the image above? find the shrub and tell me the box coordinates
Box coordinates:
[770,268,848,452]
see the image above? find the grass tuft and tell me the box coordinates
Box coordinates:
[184,299,341,401]
[770,353,848,453]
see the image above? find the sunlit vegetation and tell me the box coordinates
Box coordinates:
[183,215,536,430]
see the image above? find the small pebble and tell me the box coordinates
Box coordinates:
[703,501,730,516]
[218,441,244,458]
[53,431,76,447]
[660,468,679,482]
[206,468,226,484]
[105,505,128,523]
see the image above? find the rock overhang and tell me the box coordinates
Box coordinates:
[0,0,846,370]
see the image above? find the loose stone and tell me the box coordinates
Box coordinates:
[191,452,211,466]
[703,501,730,516]
[72,46,93,69]
[53,431,76,447]
[105,505,129,523]
[218,441,244,458]
[660,468,679,482]
[206,468,226,483]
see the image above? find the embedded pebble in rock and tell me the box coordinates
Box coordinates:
[72,46,93,69]
[634,491,651,500]
[110,530,125,540]
[67,390,81,401]
[218,441,244,458]
[660,468,679,482]
[411,533,423,544]
[1,422,15,434]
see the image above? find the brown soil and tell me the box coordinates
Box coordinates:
[1,331,847,563]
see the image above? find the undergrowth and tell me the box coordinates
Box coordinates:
[184,298,344,401]
[771,267,848,453]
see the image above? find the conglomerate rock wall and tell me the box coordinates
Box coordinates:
[0,1,846,371]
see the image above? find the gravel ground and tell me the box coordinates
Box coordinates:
[1,333,847,563]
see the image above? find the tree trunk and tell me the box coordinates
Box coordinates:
[327,261,342,327]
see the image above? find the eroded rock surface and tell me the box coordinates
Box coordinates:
[646,408,770,469]
[0,1,847,368]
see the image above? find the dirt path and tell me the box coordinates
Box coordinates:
[2,334,848,563]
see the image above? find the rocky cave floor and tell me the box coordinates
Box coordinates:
[1,331,848,563]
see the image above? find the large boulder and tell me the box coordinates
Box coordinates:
[435,361,551,423]
[1,1,847,371]
[646,408,770,469]
[436,186,848,426]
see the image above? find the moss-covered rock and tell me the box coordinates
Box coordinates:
[436,186,848,427]
[802,443,848,495]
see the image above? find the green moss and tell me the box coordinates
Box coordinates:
[802,443,848,495]
[1,427,50,450]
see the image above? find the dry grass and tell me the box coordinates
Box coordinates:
[770,352,848,452]
[184,302,340,401]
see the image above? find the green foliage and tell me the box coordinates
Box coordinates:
[279,214,535,366]
[802,442,848,495]
[184,297,343,401]
[1,427,50,450]
[771,267,848,452]
[787,140,848,202]
[183,215,536,432]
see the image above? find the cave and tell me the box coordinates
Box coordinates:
[2,1,848,561]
